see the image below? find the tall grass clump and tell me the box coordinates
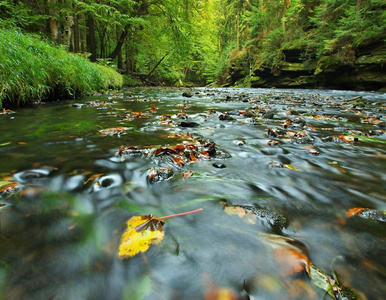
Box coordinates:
[0,29,122,108]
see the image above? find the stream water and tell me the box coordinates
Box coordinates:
[0,87,385,300]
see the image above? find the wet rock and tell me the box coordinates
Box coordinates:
[212,162,226,168]
[254,208,288,230]
[262,110,275,119]
[182,91,193,97]
[376,121,386,128]
[357,209,386,222]
[244,111,258,118]
[71,103,84,108]
[147,168,174,184]
[219,114,236,121]
[179,121,199,127]
[322,136,335,142]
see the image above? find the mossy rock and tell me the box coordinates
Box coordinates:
[356,54,386,66]
[281,62,312,72]
[315,55,344,75]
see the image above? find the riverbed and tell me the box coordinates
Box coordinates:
[1,87,385,299]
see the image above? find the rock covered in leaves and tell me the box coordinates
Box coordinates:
[117,132,231,183]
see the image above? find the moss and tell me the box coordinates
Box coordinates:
[281,62,312,72]
[356,54,386,66]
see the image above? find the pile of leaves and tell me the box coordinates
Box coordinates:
[118,132,230,182]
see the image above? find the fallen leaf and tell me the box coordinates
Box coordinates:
[273,249,312,276]
[119,209,202,258]
[283,164,301,171]
[190,152,198,162]
[345,207,369,218]
[346,207,386,222]
[200,151,210,158]
[172,156,185,166]
[221,202,257,225]
[182,170,193,178]
[84,173,104,185]
[119,214,165,259]
[98,126,131,136]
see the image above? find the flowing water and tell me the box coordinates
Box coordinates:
[0,87,385,300]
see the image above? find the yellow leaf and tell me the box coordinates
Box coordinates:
[283,164,301,171]
[118,214,164,259]
[221,203,258,225]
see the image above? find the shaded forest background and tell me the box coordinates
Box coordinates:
[1,0,385,90]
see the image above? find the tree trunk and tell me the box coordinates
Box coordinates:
[108,29,128,60]
[87,14,97,62]
[73,5,80,52]
[64,15,74,49]
[48,0,60,43]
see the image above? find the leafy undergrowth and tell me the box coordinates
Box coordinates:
[0,29,123,108]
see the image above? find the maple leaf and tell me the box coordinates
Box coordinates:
[119,209,203,259]
[119,214,165,259]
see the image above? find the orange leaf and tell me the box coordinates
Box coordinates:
[0,182,19,193]
[274,249,312,276]
[84,173,104,185]
[345,207,369,218]
[172,156,185,165]
[174,144,185,151]
[338,135,355,143]
[17,142,27,145]
[182,170,193,178]
[190,152,198,162]
[119,214,165,259]
[200,151,210,158]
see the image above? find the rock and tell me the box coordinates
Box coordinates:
[182,91,193,98]
[212,162,226,168]
[179,121,199,127]
[262,110,275,119]
[219,114,236,121]
[249,44,385,91]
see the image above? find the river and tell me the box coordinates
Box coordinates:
[1,87,385,299]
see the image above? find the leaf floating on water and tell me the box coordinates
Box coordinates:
[119,209,203,259]
[345,207,369,218]
[345,207,386,222]
[0,181,20,199]
[220,201,258,225]
[203,274,239,300]
[337,135,358,143]
[283,164,301,171]
[119,214,165,259]
[83,173,104,185]
[273,249,312,276]
[308,265,348,300]
[182,170,193,178]
[172,156,185,166]
[98,126,131,136]
[147,168,174,183]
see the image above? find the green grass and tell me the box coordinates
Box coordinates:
[0,29,123,108]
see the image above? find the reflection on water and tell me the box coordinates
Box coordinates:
[0,87,385,299]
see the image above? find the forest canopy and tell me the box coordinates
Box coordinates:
[0,0,385,87]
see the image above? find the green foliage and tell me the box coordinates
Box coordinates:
[0,0,385,88]
[216,0,385,84]
[0,29,122,108]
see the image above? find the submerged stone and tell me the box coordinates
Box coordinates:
[179,121,199,127]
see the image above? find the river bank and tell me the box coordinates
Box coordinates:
[225,42,386,92]
[0,29,123,109]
